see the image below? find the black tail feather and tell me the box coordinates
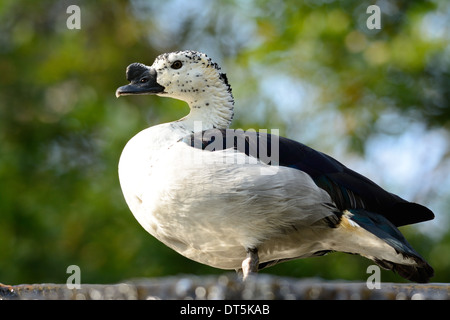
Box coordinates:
[348,209,434,283]
[375,258,434,283]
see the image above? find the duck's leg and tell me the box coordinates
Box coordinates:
[241,248,259,280]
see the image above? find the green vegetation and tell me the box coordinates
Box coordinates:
[0,0,448,284]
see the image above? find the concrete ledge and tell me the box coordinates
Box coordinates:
[1,274,449,300]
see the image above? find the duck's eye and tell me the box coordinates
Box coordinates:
[171,60,183,70]
[140,77,149,83]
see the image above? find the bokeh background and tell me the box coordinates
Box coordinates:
[1,0,449,284]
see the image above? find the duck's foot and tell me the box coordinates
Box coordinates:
[240,247,259,281]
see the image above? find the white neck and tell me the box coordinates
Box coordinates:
[180,96,234,131]
[165,72,234,132]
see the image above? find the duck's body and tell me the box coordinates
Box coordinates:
[116,50,434,282]
[119,122,335,270]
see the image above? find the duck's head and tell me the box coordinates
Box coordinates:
[116,50,234,129]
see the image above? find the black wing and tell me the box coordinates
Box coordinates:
[182,129,434,227]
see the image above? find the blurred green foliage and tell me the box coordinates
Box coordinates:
[0,0,449,284]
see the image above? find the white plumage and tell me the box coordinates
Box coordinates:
[118,121,339,269]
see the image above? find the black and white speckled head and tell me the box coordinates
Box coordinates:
[153,51,231,96]
[118,50,234,130]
